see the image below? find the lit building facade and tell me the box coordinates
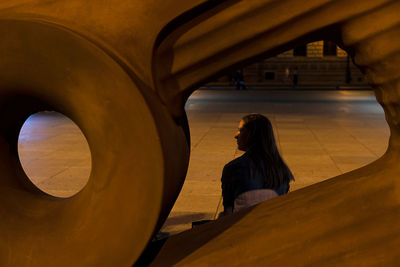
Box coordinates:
[213,41,367,87]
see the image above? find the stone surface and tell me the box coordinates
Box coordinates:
[1,0,399,265]
[0,19,187,266]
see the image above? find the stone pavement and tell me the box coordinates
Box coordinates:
[18,111,91,198]
[17,90,389,234]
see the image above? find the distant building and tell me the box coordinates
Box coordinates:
[211,41,367,88]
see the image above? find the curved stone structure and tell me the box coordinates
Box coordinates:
[0,0,399,266]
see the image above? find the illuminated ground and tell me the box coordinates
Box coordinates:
[17,89,389,234]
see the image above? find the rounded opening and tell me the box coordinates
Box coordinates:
[18,111,92,198]
[161,41,390,234]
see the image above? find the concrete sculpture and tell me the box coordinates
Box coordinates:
[0,0,399,266]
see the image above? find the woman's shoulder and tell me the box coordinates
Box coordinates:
[273,183,290,195]
[222,153,251,182]
[224,153,250,170]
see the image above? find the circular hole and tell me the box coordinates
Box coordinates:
[18,111,92,198]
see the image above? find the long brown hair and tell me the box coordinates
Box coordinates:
[242,114,294,187]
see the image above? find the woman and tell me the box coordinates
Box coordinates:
[220,114,294,216]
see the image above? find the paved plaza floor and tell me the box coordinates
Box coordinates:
[17,89,389,235]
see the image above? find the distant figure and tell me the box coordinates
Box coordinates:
[220,114,294,216]
[292,67,298,88]
[234,69,247,90]
[285,67,291,83]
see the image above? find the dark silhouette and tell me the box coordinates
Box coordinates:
[234,69,247,90]
[292,67,298,88]
[220,114,294,216]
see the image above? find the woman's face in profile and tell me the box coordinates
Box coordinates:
[235,120,248,151]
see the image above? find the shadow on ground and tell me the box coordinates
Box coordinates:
[162,212,210,227]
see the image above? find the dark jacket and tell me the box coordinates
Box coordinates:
[221,152,289,210]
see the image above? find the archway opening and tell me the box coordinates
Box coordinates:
[161,41,390,234]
